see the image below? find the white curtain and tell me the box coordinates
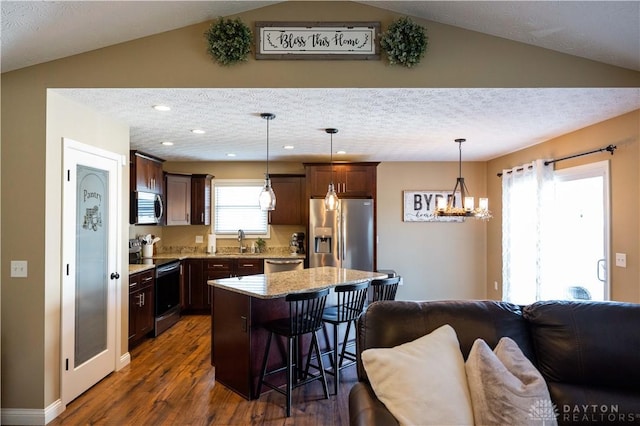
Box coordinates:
[502,159,554,305]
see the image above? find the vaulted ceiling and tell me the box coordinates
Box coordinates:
[3,1,639,161]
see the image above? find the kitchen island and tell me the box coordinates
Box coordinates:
[208,267,386,400]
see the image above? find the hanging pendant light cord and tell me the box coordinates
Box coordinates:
[265,117,270,177]
[330,132,334,184]
[457,139,463,179]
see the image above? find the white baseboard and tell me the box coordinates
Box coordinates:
[118,351,131,370]
[1,399,64,425]
[2,353,130,425]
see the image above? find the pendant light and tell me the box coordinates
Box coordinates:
[324,128,339,211]
[259,113,276,211]
[435,138,491,220]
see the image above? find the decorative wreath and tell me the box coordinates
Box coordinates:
[380,17,428,68]
[205,17,252,66]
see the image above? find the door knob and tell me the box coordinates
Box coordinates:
[110,272,120,280]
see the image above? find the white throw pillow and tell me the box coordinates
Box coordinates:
[361,324,474,426]
[465,337,558,426]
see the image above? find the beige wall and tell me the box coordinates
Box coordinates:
[44,92,131,408]
[1,0,638,418]
[377,162,488,300]
[486,111,640,302]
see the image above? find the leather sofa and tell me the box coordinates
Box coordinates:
[349,299,640,426]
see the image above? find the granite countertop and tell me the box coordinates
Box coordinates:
[152,252,306,261]
[208,266,387,299]
[129,264,155,274]
[128,252,305,274]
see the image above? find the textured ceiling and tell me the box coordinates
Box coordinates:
[55,87,640,162]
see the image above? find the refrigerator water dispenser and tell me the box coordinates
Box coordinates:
[314,227,333,254]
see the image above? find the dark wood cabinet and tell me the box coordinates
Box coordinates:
[305,163,378,199]
[183,259,206,312]
[184,258,263,314]
[130,150,164,194]
[235,259,264,276]
[165,174,191,226]
[128,269,155,348]
[268,175,304,225]
[191,174,213,225]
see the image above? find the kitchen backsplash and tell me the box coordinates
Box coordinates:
[129,224,305,254]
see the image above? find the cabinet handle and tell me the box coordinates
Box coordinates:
[142,276,153,283]
[212,264,224,268]
[241,264,254,267]
[201,213,204,223]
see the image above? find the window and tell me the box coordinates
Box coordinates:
[214,180,268,236]
[501,160,610,304]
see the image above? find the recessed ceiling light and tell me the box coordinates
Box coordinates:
[152,104,171,111]
[337,150,346,155]
[191,129,205,134]
[283,145,294,150]
[226,153,236,157]
[161,141,174,146]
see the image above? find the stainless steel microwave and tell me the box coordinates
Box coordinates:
[130,191,164,225]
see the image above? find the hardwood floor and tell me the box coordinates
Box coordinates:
[50,315,356,425]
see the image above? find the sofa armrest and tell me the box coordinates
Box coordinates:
[349,382,399,426]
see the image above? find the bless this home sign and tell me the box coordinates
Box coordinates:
[403,190,463,222]
[255,22,380,60]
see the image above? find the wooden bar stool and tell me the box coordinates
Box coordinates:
[370,276,401,302]
[256,288,330,417]
[321,281,369,395]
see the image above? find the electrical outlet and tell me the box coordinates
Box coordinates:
[615,253,627,268]
[195,235,204,244]
[11,260,28,278]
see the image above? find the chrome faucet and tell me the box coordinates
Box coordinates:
[238,229,245,252]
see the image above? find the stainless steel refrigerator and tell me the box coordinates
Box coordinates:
[309,198,374,271]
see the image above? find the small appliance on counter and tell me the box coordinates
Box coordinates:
[289,232,305,254]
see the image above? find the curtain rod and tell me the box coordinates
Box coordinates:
[496,144,617,177]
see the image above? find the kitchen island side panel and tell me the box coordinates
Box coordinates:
[211,287,288,400]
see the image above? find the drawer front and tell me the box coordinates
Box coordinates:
[205,259,233,273]
[129,269,154,293]
[236,259,264,276]
[138,270,154,289]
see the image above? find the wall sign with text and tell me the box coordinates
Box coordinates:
[403,190,463,222]
[255,21,380,60]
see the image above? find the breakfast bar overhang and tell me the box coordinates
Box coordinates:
[208,267,386,399]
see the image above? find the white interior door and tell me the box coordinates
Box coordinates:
[543,161,610,301]
[61,138,121,404]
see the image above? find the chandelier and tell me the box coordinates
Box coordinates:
[435,138,491,220]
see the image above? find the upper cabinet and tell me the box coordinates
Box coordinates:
[130,150,164,194]
[305,163,378,199]
[191,174,213,226]
[269,175,305,225]
[165,173,213,226]
[165,174,192,226]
